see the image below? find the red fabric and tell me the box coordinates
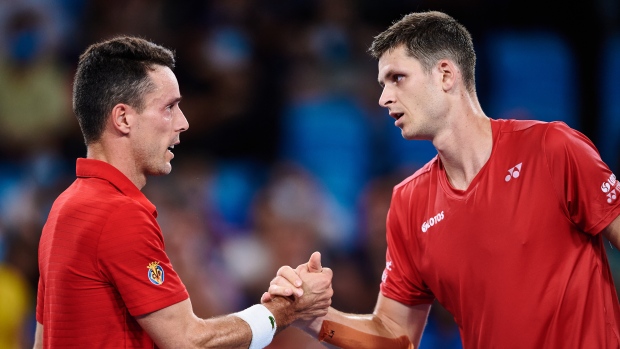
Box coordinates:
[37,158,189,348]
[380,119,620,348]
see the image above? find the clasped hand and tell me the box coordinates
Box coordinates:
[262,252,333,322]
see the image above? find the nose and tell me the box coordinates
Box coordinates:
[378,86,393,108]
[176,108,189,132]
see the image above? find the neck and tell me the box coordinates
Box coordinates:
[433,106,492,191]
[87,142,146,189]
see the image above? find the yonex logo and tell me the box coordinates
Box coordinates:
[505,163,522,182]
[601,173,619,204]
[421,211,444,233]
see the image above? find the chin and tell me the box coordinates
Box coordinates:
[163,164,173,175]
[147,164,172,176]
[401,129,417,140]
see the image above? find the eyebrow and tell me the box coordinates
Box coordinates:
[378,70,395,88]
[168,96,183,105]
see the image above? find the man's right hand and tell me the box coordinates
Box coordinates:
[262,252,333,322]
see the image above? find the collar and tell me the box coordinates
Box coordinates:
[76,158,157,217]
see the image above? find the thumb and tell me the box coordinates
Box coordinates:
[307,251,322,273]
[260,292,272,303]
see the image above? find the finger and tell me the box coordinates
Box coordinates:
[277,266,303,288]
[269,284,303,298]
[307,251,322,273]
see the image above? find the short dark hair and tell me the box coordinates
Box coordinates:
[369,11,477,93]
[73,36,176,145]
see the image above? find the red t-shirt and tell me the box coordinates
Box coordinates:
[381,119,620,348]
[36,158,189,348]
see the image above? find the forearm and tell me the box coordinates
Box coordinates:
[185,315,253,349]
[139,298,292,349]
[307,307,414,349]
[187,297,300,348]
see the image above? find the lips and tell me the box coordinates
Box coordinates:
[389,111,404,120]
[167,141,179,157]
[168,140,180,152]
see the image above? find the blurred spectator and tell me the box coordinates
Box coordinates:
[0,7,72,160]
[222,164,326,300]
[0,233,37,349]
[144,157,244,318]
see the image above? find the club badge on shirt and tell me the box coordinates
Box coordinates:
[147,261,165,285]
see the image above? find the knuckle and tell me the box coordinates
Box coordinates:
[277,265,291,276]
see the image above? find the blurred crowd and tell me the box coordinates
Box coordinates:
[0,0,618,348]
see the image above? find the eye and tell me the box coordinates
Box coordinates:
[166,102,178,112]
[393,74,404,83]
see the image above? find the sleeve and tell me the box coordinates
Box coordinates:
[543,122,620,235]
[97,202,189,316]
[380,190,435,306]
[36,276,44,323]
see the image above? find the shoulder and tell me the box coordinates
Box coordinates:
[65,178,158,232]
[494,119,592,154]
[393,156,438,195]
[541,121,591,146]
[495,118,551,135]
[98,200,162,257]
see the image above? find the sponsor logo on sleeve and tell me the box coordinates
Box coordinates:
[147,261,165,285]
[381,261,393,283]
[602,173,619,204]
[381,261,392,282]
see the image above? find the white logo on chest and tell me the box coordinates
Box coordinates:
[505,163,523,182]
[421,211,445,233]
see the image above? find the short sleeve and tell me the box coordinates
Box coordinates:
[98,202,189,316]
[543,122,620,235]
[380,192,435,306]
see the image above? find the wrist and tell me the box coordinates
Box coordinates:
[293,316,324,337]
[233,304,277,349]
[262,296,295,330]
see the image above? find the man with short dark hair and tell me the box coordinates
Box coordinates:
[35,36,333,349]
[266,11,620,348]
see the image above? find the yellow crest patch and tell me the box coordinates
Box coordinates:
[147,261,164,285]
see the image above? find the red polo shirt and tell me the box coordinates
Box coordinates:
[37,158,189,348]
[381,120,620,348]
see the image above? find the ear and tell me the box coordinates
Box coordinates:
[437,59,458,92]
[110,104,133,135]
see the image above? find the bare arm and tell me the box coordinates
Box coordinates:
[33,322,43,349]
[264,261,430,348]
[137,252,332,349]
[137,298,251,348]
[603,214,620,250]
[305,294,430,349]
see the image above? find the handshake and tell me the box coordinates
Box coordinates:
[259,251,334,334]
[250,252,414,349]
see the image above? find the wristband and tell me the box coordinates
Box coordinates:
[233,304,277,349]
